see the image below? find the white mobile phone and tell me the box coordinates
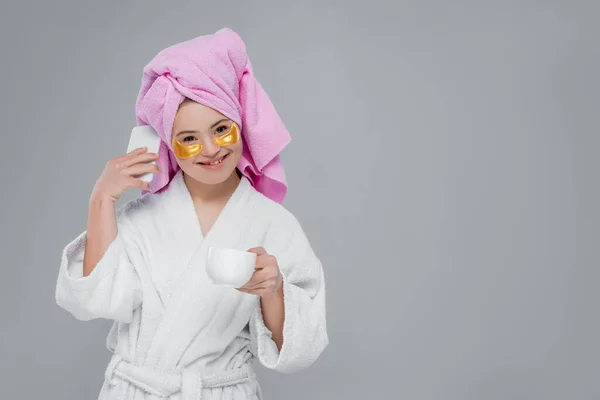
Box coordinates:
[126,125,162,183]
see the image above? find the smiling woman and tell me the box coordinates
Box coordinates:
[54,27,328,400]
[172,99,244,186]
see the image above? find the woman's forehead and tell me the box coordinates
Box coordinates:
[174,101,229,128]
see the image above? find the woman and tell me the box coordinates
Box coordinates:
[55,27,328,400]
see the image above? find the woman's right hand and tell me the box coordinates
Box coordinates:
[91,147,161,202]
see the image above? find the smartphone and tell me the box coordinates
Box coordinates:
[126,125,162,183]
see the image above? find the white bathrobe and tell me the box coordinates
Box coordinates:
[55,170,328,400]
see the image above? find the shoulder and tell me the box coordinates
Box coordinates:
[249,188,304,237]
[249,190,320,270]
[115,172,187,227]
[114,190,166,228]
[251,190,296,222]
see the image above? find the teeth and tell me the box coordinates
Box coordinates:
[208,157,224,165]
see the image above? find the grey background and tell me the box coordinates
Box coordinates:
[0,0,598,399]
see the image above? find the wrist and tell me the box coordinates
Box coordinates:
[90,190,116,206]
[262,281,284,301]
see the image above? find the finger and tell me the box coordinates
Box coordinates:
[253,262,265,270]
[127,146,148,155]
[237,287,258,295]
[247,247,267,256]
[120,152,160,169]
[242,267,276,288]
[254,254,277,270]
[122,163,161,177]
[241,278,269,290]
[238,273,261,290]
[239,275,269,291]
[247,268,270,283]
[127,177,150,191]
[115,146,147,162]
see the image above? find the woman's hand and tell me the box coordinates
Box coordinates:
[91,147,160,202]
[238,247,283,297]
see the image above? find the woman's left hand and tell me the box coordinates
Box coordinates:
[237,247,283,297]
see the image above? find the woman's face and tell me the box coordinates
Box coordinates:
[171,99,243,185]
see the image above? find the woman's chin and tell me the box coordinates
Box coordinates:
[178,152,242,186]
[185,166,238,185]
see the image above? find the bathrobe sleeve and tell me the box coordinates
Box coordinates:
[250,216,329,373]
[55,207,143,324]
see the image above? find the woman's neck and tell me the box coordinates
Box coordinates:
[183,170,241,204]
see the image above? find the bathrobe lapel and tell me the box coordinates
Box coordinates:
[142,171,257,370]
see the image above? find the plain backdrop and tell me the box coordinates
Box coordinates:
[1,1,598,399]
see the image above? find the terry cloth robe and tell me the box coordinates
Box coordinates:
[55,170,328,400]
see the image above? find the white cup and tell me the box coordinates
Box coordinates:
[206,246,256,288]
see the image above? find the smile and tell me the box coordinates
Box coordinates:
[197,153,229,168]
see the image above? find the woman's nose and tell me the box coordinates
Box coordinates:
[201,140,221,158]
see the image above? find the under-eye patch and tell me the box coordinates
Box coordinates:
[172,122,241,159]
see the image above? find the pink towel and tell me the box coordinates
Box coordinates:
[134,27,291,203]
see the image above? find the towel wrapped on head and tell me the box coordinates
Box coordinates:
[135,27,291,203]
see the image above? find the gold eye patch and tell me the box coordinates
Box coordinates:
[172,122,241,159]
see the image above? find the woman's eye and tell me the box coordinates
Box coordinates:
[182,136,196,143]
[215,125,229,134]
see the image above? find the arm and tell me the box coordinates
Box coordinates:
[55,147,158,323]
[55,199,144,323]
[249,217,329,373]
[83,194,118,277]
[259,284,285,350]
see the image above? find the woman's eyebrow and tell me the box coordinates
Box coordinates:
[210,118,229,129]
[175,119,229,137]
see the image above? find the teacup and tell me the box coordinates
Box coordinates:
[206,246,256,288]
